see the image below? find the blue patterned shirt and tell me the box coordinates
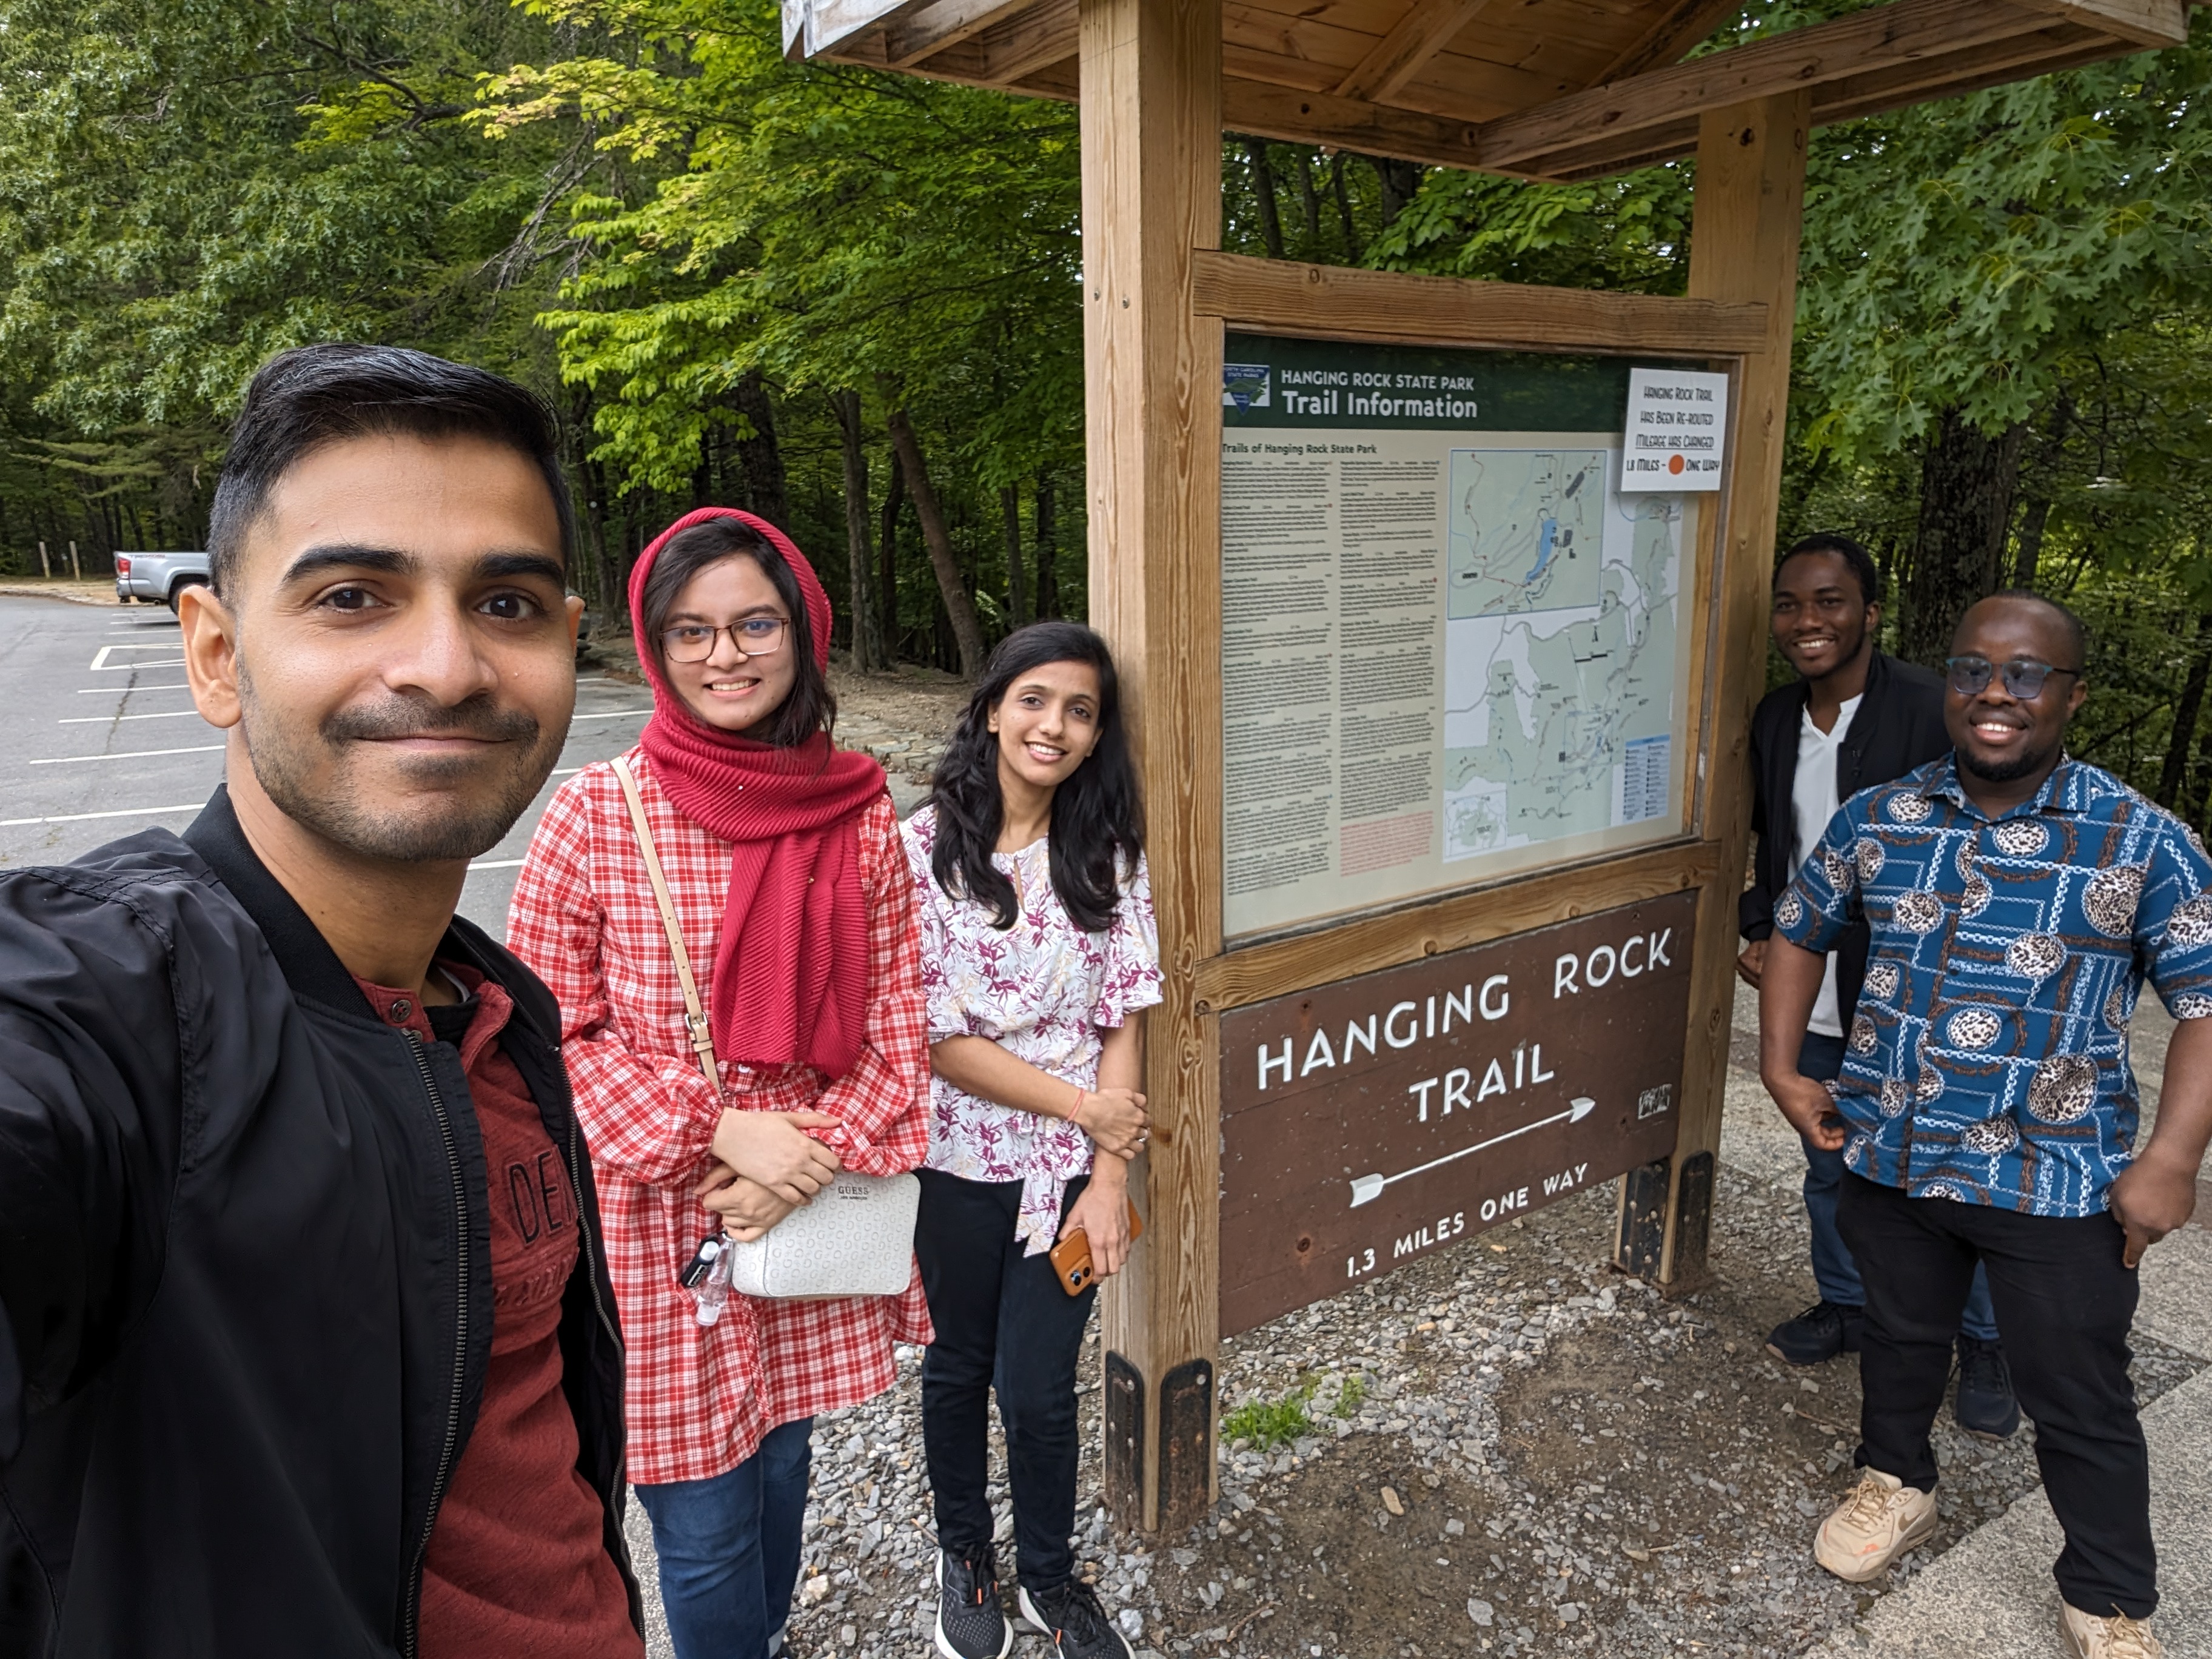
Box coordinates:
[1772,754,2212,1217]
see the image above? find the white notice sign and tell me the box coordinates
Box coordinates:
[1620,368,1729,492]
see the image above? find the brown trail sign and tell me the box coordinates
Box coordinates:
[783,0,2187,1532]
[1221,894,1694,1334]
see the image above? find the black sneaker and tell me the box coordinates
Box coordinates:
[1765,1300,1864,1365]
[1017,1578,1136,1659]
[1954,1335,2021,1440]
[934,1546,1013,1659]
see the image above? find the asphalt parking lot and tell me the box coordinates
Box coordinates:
[0,592,656,931]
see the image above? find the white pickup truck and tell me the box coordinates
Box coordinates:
[113,550,212,611]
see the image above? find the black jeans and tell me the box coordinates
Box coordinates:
[1837,1172,2153,1619]
[916,1168,1097,1593]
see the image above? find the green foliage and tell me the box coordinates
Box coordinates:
[1222,1381,1317,1452]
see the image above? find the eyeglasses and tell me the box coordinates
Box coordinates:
[1945,655,2081,700]
[661,617,788,663]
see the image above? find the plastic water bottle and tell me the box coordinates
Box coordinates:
[682,1233,734,1327]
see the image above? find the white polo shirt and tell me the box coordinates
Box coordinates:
[1794,693,1861,1037]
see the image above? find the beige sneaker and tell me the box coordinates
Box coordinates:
[2060,1603,2162,1659]
[1811,1467,1939,1582]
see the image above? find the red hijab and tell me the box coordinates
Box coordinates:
[629,507,886,1079]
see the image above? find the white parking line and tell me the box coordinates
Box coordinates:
[569,708,655,722]
[77,683,193,693]
[89,645,188,671]
[466,858,528,873]
[0,802,203,828]
[58,709,209,723]
[30,744,225,766]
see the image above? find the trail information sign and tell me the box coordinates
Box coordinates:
[1218,893,1695,1334]
[1220,333,1706,940]
[1622,367,1731,491]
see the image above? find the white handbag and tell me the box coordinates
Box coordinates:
[612,756,920,1301]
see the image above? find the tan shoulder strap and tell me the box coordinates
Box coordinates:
[611,755,720,1090]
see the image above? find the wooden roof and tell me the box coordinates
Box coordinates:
[782,0,2191,179]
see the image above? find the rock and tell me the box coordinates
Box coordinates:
[1118,1609,1145,1639]
[1467,1598,1495,1627]
[1380,1486,1404,1517]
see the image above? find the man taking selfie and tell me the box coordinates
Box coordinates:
[1763,592,2212,1659]
[1739,534,2017,1439]
[0,346,643,1657]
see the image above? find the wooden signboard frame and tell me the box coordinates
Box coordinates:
[781,0,2172,1538]
[1082,10,1806,1529]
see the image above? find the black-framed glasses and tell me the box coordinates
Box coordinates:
[661,617,788,663]
[1945,655,2080,700]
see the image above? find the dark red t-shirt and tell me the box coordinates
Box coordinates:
[355,968,640,1659]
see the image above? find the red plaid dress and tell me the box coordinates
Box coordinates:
[508,748,933,1487]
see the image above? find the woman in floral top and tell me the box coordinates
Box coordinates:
[901,622,1161,1659]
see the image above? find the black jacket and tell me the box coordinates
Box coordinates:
[1738,650,1949,1025]
[0,789,639,1657]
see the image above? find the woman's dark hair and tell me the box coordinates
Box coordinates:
[930,622,1143,933]
[1777,532,1882,606]
[638,517,836,749]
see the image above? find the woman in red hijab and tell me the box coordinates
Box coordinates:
[510,509,930,1659]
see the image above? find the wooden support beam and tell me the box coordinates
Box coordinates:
[882,0,1038,65]
[1190,250,1769,355]
[916,0,1078,81]
[1470,0,2058,172]
[1520,22,2117,181]
[1224,76,1489,172]
[1589,0,1747,87]
[1080,0,1225,1535]
[1634,89,1811,1289]
[1332,0,1496,105]
[2017,0,2188,45]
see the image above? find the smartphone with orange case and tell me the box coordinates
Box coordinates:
[1047,1197,1145,1295]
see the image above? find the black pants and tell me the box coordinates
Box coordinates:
[1837,1172,2153,1618]
[916,1168,1096,1593]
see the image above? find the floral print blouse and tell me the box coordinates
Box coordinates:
[900,805,1164,1253]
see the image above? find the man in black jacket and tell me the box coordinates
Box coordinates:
[0,346,644,1656]
[1738,534,2017,1438]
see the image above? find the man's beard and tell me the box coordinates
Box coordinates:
[237,665,556,862]
[1958,734,2057,785]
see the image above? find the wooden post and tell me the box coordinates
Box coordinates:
[1634,92,1811,1287]
[69,541,81,581]
[38,541,50,579]
[1079,0,1224,1533]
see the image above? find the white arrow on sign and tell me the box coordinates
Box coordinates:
[1347,1096,1597,1208]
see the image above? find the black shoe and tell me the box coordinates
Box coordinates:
[935,1546,1013,1659]
[1765,1299,1865,1365]
[1954,1335,2022,1440]
[1017,1578,1136,1659]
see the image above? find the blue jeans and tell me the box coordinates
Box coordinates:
[634,1416,814,1659]
[1795,1032,1999,1342]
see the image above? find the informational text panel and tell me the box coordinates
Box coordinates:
[1221,334,1706,939]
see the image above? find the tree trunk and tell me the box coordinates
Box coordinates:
[1296,152,1322,247]
[1244,137,1285,258]
[1033,474,1059,620]
[2012,497,2051,590]
[879,450,905,660]
[1329,152,1361,261]
[1364,153,1424,228]
[886,407,987,678]
[2159,612,2212,807]
[1899,408,2029,666]
[1002,484,1028,628]
[830,389,882,670]
[731,369,790,526]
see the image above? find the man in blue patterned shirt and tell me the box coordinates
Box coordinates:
[1761,593,2212,1659]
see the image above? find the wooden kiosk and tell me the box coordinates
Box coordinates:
[780,0,2191,1530]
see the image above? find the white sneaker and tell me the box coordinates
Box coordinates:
[2060,1603,2163,1659]
[1812,1467,1939,1583]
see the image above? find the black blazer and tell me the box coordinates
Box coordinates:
[0,788,640,1656]
[1738,650,1949,1026]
